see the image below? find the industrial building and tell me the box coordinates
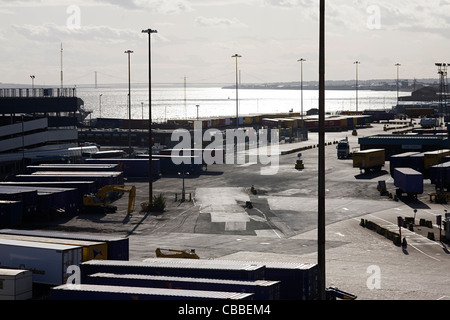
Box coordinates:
[358,134,450,159]
[0,87,96,178]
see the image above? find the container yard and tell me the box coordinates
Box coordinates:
[3,113,450,303]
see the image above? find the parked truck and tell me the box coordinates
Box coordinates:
[394,168,423,198]
[353,149,385,173]
[337,138,351,159]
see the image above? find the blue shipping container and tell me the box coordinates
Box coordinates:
[86,273,280,300]
[0,201,23,227]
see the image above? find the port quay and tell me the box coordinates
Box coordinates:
[2,79,450,307]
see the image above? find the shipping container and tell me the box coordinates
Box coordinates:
[0,188,38,220]
[407,152,427,173]
[26,164,119,173]
[86,273,280,300]
[51,284,254,300]
[389,152,421,177]
[0,201,23,228]
[0,186,78,218]
[91,150,126,159]
[80,260,266,284]
[430,161,450,190]
[14,172,124,189]
[394,168,424,197]
[0,239,82,285]
[0,269,33,300]
[353,149,385,173]
[85,158,160,179]
[0,181,96,205]
[0,229,129,260]
[423,149,450,170]
[142,258,318,300]
[0,234,107,262]
[152,155,203,175]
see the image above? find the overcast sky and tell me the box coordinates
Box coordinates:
[1,0,450,87]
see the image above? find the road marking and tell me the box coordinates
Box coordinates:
[368,214,442,262]
[255,207,282,239]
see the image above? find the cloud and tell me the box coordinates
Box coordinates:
[91,0,193,14]
[195,16,247,28]
[263,0,315,8]
[11,23,142,44]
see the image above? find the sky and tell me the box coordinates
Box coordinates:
[1,0,450,87]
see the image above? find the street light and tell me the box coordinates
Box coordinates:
[318,0,326,300]
[354,61,360,112]
[125,50,134,156]
[196,104,200,120]
[30,75,35,89]
[99,94,103,119]
[232,54,242,130]
[298,59,306,121]
[395,63,401,103]
[142,28,158,208]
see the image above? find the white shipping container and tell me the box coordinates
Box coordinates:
[0,239,82,286]
[0,269,32,300]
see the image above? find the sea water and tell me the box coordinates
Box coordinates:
[77,85,398,123]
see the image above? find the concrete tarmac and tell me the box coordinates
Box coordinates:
[34,122,450,300]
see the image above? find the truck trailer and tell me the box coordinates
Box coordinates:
[0,238,82,286]
[353,149,385,173]
[393,168,424,198]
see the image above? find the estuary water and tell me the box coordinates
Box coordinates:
[77,85,399,123]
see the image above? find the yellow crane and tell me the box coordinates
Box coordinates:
[83,185,136,215]
[155,248,200,259]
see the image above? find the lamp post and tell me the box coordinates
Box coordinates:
[125,50,133,156]
[232,54,242,130]
[318,0,326,301]
[30,75,35,97]
[30,75,35,89]
[142,28,157,208]
[298,59,306,121]
[395,63,401,103]
[99,94,103,119]
[354,61,360,112]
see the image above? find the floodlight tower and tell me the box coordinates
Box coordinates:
[436,63,449,122]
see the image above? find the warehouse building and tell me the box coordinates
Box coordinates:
[358,134,450,159]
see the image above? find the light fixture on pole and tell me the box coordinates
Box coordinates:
[232,54,242,130]
[99,94,103,119]
[318,0,326,301]
[30,75,35,89]
[298,58,306,121]
[142,28,157,208]
[125,50,134,156]
[354,61,360,112]
[196,105,200,120]
[395,63,401,103]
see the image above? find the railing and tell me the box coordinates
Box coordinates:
[0,87,77,98]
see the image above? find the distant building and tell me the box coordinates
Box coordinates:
[0,87,93,178]
[399,86,438,102]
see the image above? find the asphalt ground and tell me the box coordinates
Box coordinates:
[32,122,450,301]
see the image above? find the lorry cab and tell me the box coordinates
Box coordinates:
[337,138,350,159]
